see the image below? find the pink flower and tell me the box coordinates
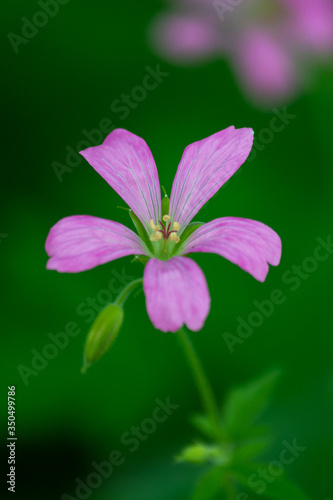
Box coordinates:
[45,128,281,332]
[149,0,333,104]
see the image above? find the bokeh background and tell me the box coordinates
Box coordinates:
[2,1,333,499]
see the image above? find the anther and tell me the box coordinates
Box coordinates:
[163,215,171,221]
[169,232,180,243]
[150,232,162,242]
[173,221,180,231]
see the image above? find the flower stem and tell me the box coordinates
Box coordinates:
[176,328,221,441]
[114,278,143,307]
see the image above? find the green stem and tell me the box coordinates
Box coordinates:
[114,278,143,307]
[176,328,221,441]
[224,475,237,500]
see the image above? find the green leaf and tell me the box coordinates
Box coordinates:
[232,464,310,500]
[232,437,272,465]
[240,424,272,440]
[128,210,152,253]
[192,467,225,500]
[191,414,219,440]
[222,370,281,439]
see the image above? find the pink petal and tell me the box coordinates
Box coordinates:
[143,256,210,332]
[180,217,281,282]
[149,13,219,63]
[286,0,333,52]
[45,215,146,273]
[234,29,297,103]
[169,127,254,230]
[80,129,161,231]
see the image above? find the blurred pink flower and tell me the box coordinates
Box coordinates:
[149,0,333,104]
[46,128,281,332]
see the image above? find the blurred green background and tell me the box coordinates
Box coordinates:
[2,1,333,499]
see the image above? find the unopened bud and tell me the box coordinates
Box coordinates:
[176,443,230,465]
[82,304,124,373]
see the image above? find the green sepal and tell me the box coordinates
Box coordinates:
[161,187,170,218]
[180,221,205,243]
[129,210,153,253]
[82,304,124,373]
[131,255,150,265]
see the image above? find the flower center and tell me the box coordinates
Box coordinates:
[150,215,180,244]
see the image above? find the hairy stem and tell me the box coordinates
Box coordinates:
[176,328,221,441]
[114,278,143,307]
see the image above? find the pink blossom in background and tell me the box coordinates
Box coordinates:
[148,0,333,105]
[46,128,281,332]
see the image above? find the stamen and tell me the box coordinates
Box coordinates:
[150,232,162,242]
[169,232,180,243]
[150,217,180,244]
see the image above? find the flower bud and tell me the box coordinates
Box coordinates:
[82,304,124,373]
[176,443,217,464]
[176,443,231,465]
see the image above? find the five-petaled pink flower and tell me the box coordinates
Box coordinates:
[149,0,333,104]
[45,128,281,332]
